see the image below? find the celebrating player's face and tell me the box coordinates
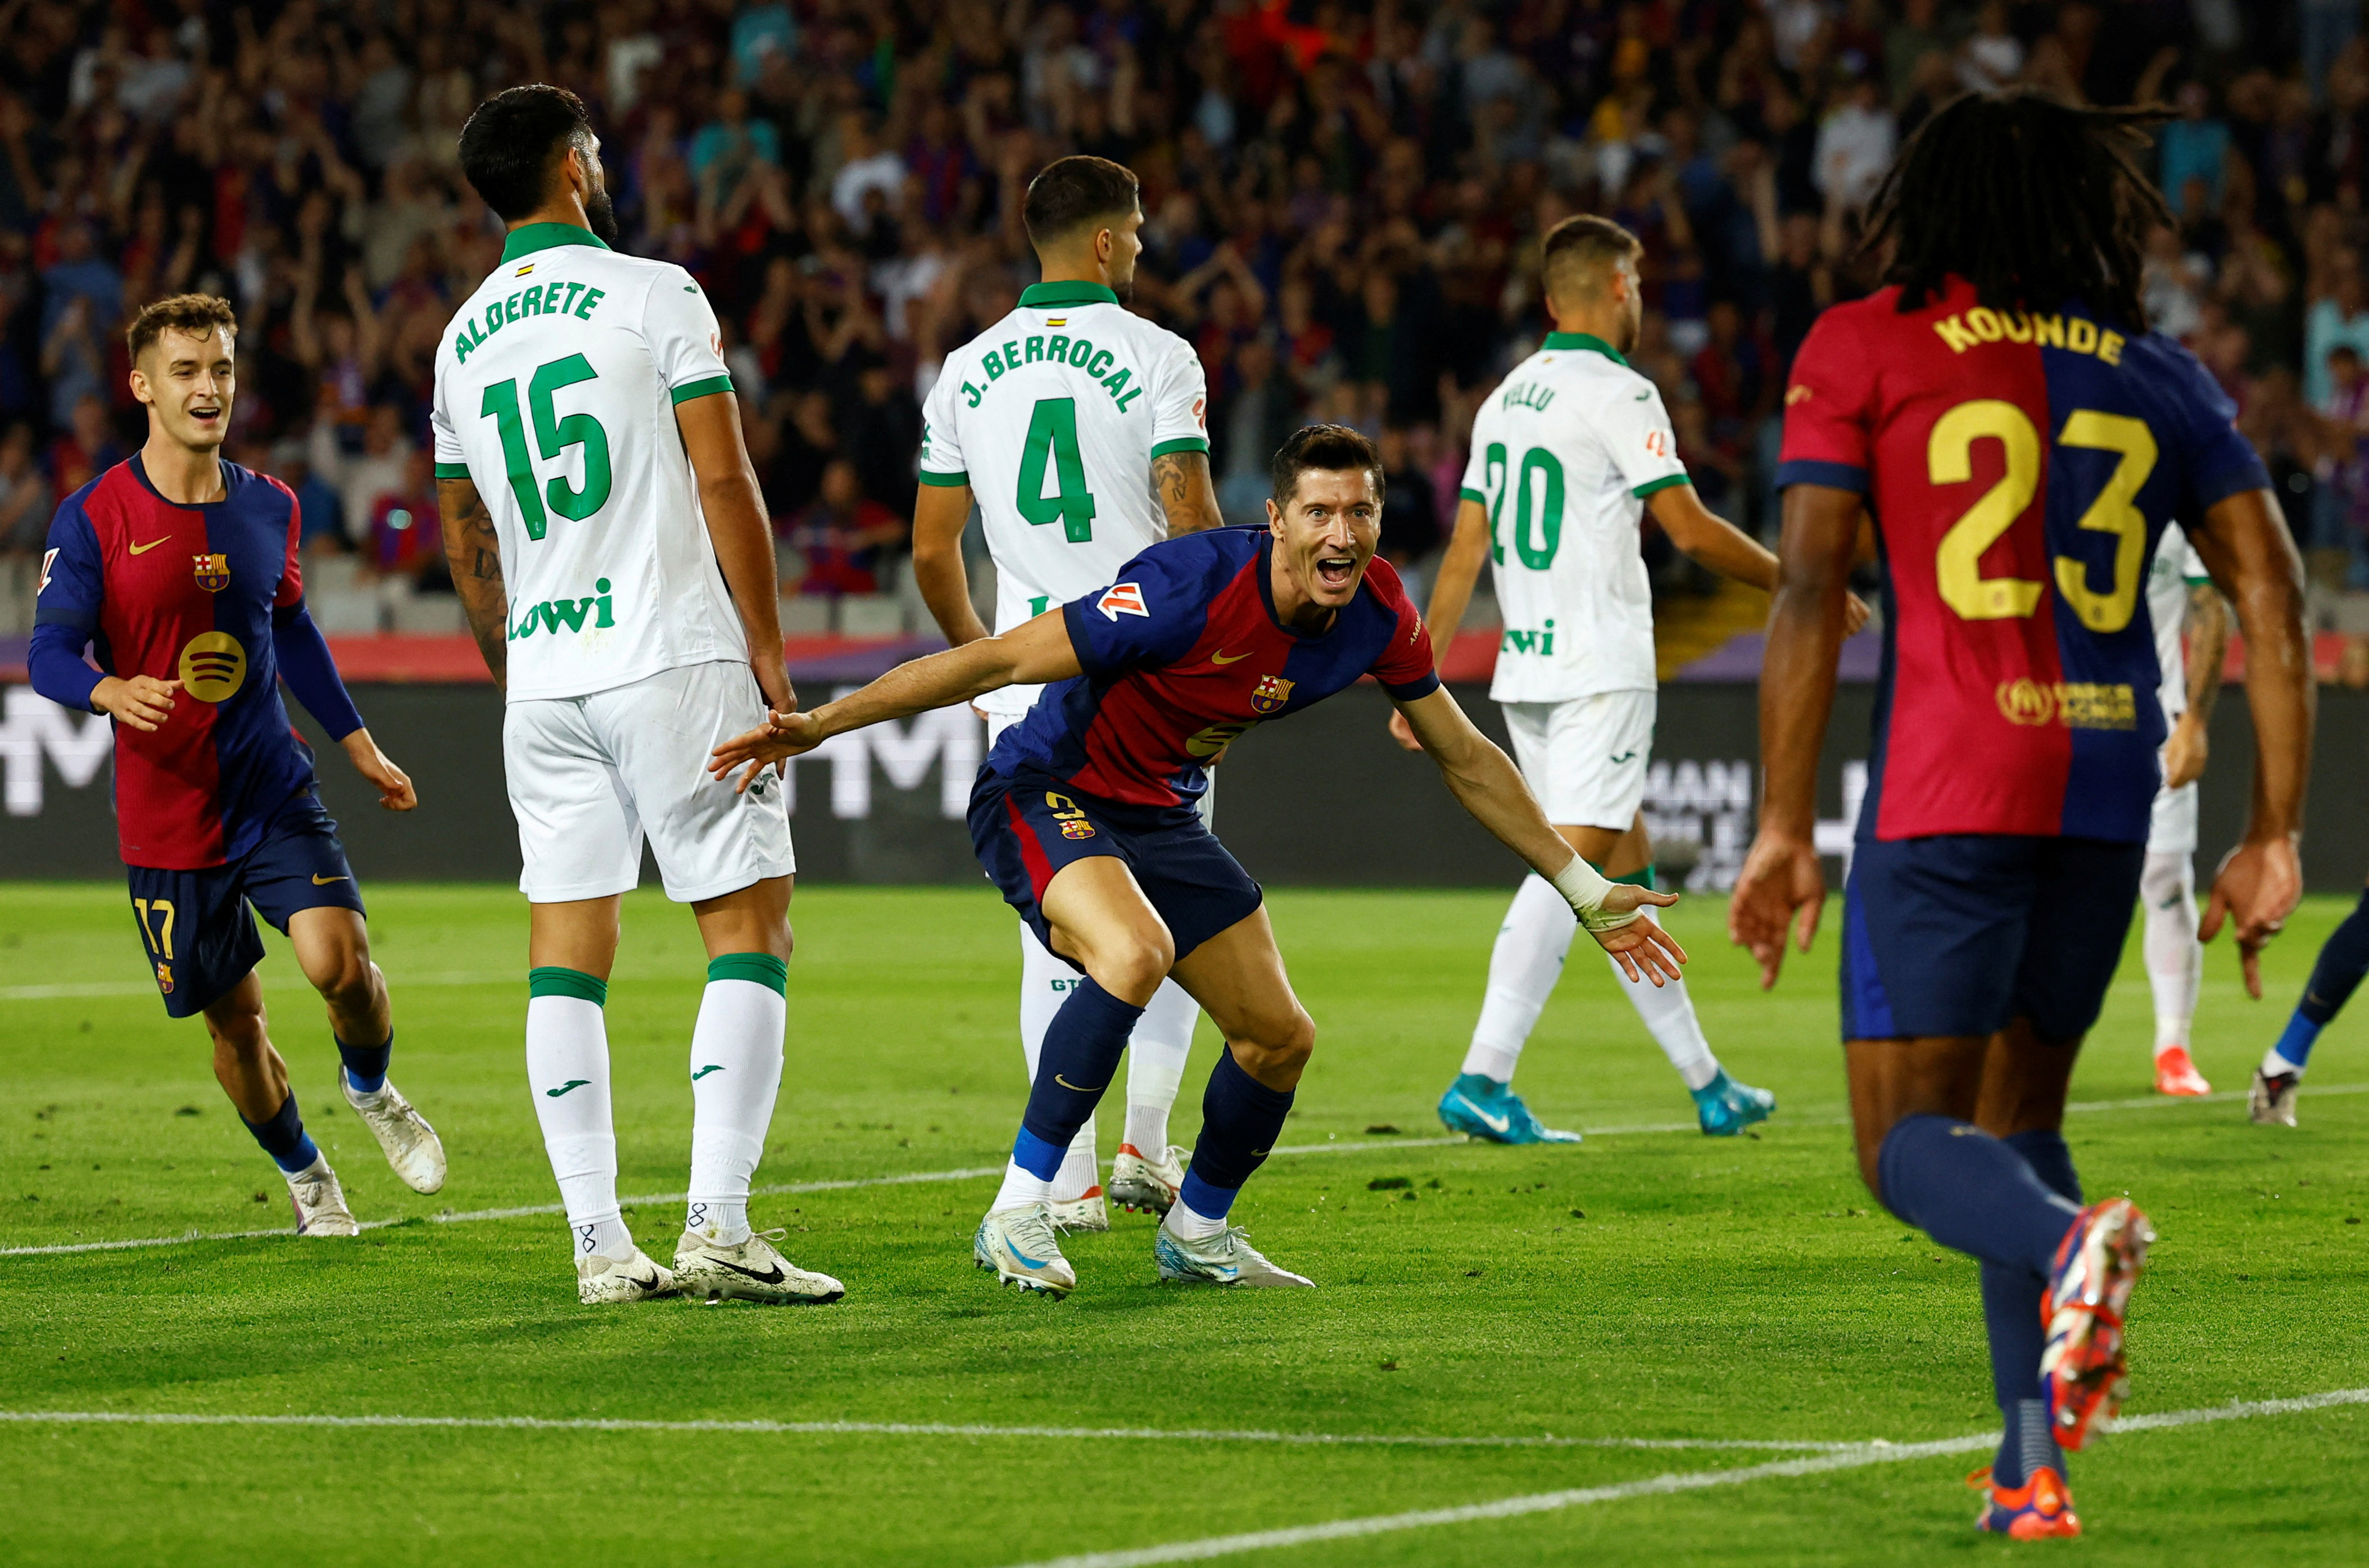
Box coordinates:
[1268,466,1381,618]
[133,326,236,454]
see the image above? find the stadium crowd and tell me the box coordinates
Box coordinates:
[1,0,2366,661]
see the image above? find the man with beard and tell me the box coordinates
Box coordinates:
[908,155,1226,1230]
[433,85,839,1309]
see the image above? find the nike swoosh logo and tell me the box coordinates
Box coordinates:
[709,1257,786,1285]
[311,874,350,885]
[1054,1075,1107,1091]
[1211,649,1252,665]
[626,1270,663,1291]
[128,537,173,555]
[1004,1238,1050,1269]
[546,1079,591,1097]
[1634,391,1651,400]
[691,1064,724,1080]
[1453,1095,1511,1135]
[1609,751,1637,764]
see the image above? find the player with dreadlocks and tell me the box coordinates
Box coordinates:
[1732,90,2314,1538]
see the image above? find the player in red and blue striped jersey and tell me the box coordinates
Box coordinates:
[714,425,1686,1295]
[28,294,445,1235]
[1731,94,2315,1538]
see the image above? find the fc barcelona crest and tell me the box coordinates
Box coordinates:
[193,552,232,592]
[155,960,173,995]
[1248,674,1294,715]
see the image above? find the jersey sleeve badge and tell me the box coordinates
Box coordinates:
[1097,582,1149,620]
[38,546,55,593]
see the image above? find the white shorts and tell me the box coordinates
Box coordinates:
[2146,779,2198,857]
[1501,691,1656,831]
[983,709,1218,827]
[505,660,795,904]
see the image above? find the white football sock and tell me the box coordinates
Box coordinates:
[1606,923,1720,1091]
[1163,1195,1229,1241]
[2141,849,2200,1054]
[1461,873,1576,1082]
[2262,1044,2308,1079]
[527,985,628,1258]
[1018,923,1100,1200]
[686,957,787,1244]
[1124,978,1197,1150]
[992,1159,1056,1211]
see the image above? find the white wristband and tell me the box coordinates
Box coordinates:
[1551,855,1638,932]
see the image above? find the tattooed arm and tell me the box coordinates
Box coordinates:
[2162,578,2231,790]
[437,476,508,691]
[1150,448,1225,536]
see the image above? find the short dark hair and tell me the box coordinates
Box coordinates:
[1270,424,1385,507]
[1022,155,1140,250]
[127,293,237,364]
[1540,215,1643,305]
[459,84,595,221]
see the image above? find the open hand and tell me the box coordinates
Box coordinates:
[93,674,180,732]
[2200,835,2303,999]
[341,728,416,810]
[710,708,825,793]
[1588,883,1687,986]
[1728,828,1826,990]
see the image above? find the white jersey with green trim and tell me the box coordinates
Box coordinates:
[918,280,1208,717]
[431,222,746,703]
[2147,522,2210,723]
[1460,332,1688,703]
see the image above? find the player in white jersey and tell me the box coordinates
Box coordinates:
[1397,215,1863,1140]
[909,156,1224,1229]
[2136,523,2228,1096]
[434,86,841,1307]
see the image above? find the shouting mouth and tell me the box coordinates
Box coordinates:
[1313,552,1357,592]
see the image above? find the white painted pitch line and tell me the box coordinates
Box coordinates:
[10,1082,2366,1258]
[1002,1387,2369,1568]
[0,1408,1852,1453]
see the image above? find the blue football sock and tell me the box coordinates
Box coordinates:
[241,1089,321,1176]
[1875,1114,2078,1274]
[1177,1048,1295,1222]
[2003,1127,2083,1207]
[338,1030,392,1095]
[1988,1397,2063,1491]
[2277,887,2369,1071]
[1978,1126,2081,1482]
[1012,977,1142,1179]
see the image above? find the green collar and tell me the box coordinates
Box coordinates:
[1020,281,1119,308]
[1544,331,1627,365]
[500,223,613,264]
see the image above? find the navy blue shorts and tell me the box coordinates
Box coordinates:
[125,792,366,1018]
[1840,833,2144,1044]
[969,769,1262,971]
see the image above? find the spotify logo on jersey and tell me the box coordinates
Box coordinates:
[177,631,247,702]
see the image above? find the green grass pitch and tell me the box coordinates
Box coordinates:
[2,881,2365,1565]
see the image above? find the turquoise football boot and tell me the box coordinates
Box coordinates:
[1437,1073,1583,1144]
[1691,1069,1775,1135]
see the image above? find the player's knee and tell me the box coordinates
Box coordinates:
[1233,1004,1315,1078]
[307,948,378,1012]
[205,998,268,1055]
[1094,929,1174,1003]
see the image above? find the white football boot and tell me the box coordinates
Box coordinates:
[1153,1222,1313,1287]
[286,1155,359,1237]
[1108,1143,1189,1215]
[1048,1185,1110,1232]
[973,1203,1077,1297]
[577,1246,678,1304]
[343,1074,447,1194]
[674,1226,846,1305]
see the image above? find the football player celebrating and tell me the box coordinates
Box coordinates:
[1732,92,2312,1539]
[714,425,1684,1295]
[2136,524,2227,1097]
[909,155,1222,1228]
[436,87,839,1308]
[1396,214,1863,1142]
[29,293,442,1235]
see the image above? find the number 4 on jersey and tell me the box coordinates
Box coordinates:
[1017,397,1097,543]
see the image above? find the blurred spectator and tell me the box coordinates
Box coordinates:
[47,393,120,500]
[364,450,444,584]
[784,458,906,597]
[0,420,48,549]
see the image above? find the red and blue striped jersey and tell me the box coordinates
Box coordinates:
[990,527,1441,808]
[1778,278,2268,843]
[34,457,315,868]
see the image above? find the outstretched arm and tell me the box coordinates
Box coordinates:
[1150,448,1225,536]
[911,479,989,646]
[273,602,414,810]
[710,608,1084,789]
[1395,686,1685,984]
[1649,482,1869,632]
[1728,481,1859,989]
[1388,496,1489,751]
[436,475,507,691]
[2187,485,2313,997]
